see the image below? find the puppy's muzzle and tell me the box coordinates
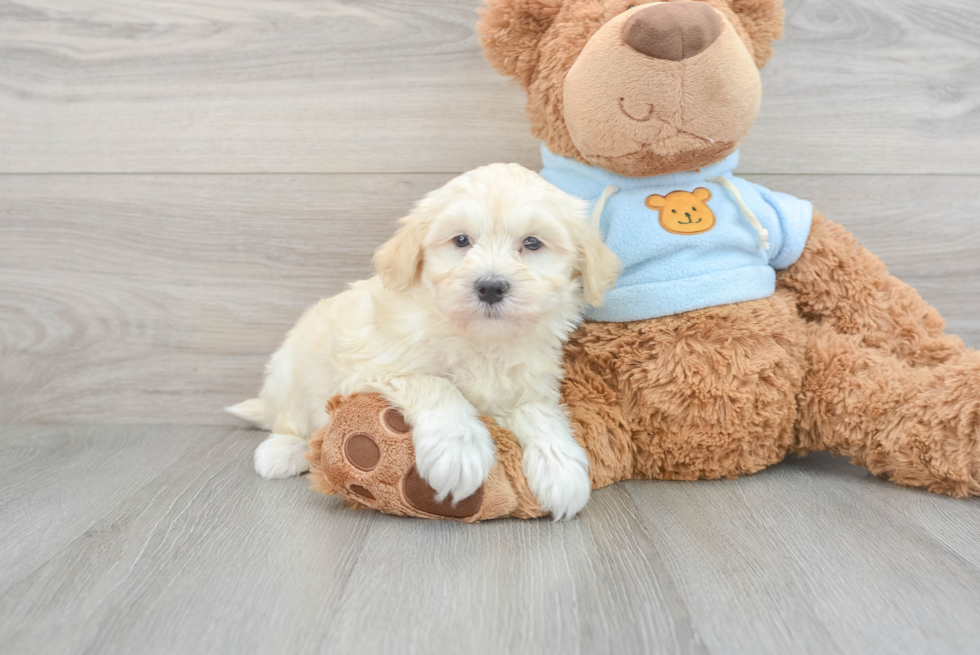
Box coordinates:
[474,277,509,306]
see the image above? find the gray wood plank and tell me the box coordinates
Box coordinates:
[0,424,207,595]
[745,0,980,175]
[3,424,980,654]
[2,173,978,425]
[1,0,978,175]
[626,454,980,655]
[0,424,371,655]
[0,173,452,424]
[0,424,696,655]
[325,485,707,655]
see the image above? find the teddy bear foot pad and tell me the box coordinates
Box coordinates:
[306,394,543,522]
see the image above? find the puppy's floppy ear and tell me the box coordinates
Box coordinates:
[373,208,429,291]
[478,0,562,86]
[567,200,620,308]
[579,230,621,307]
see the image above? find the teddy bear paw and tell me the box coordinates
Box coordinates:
[313,395,487,520]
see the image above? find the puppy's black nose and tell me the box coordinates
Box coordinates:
[475,278,509,305]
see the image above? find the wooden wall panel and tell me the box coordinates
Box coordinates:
[2,173,976,424]
[1,0,978,174]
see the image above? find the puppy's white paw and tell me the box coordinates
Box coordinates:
[412,409,496,504]
[254,433,310,479]
[522,439,591,520]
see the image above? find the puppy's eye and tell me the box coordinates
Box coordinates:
[453,235,471,248]
[523,236,543,251]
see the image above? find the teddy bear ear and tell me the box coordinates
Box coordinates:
[725,0,786,68]
[478,0,563,86]
[694,187,712,201]
[645,195,667,210]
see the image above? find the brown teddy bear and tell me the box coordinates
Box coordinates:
[307,0,980,520]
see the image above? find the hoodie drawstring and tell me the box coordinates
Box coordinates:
[591,185,619,235]
[706,176,769,251]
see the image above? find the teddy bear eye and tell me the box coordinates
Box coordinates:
[672,209,677,213]
[692,206,697,211]
[453,235,471,248]
[523,236,543,251]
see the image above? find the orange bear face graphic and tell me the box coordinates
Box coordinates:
[646,188,716,235]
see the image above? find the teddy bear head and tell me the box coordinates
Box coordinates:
[478,0,784,178]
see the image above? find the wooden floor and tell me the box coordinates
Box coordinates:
[2,0,980,653]
[2,425,980,655]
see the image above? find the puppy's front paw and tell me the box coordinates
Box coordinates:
[411,409,496,504]
[522,439,590,520]
[254,433,310,479]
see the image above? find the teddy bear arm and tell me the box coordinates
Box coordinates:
[776,213,969,367]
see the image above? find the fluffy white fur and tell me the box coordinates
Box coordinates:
[228,163,620,520]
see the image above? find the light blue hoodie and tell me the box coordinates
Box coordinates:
[540,146,813,322]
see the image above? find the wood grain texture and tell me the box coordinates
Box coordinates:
[0,424,206,595]
[625,454,980,655]
[2,424,980,655]
[0,173,449,424]
[1,0,979,175]
[3,1,980,652]
[746,0,980,174]
[2,173,978,425]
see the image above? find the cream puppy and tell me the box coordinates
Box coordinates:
[228,163,620,519]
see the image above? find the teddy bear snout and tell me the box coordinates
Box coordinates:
[623,1,722,62]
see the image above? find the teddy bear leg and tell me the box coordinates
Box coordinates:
[561,347,636,490]
[777,214,967,367]
[563,290,808,482]
[306,394,545,521]
[799,325,980,497]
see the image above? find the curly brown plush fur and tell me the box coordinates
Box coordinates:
[306,0,980,520]
[562,214,980,496]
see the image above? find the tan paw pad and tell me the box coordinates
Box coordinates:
[308,393,541,522]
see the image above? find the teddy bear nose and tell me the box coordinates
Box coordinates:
[623,1,722,61]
